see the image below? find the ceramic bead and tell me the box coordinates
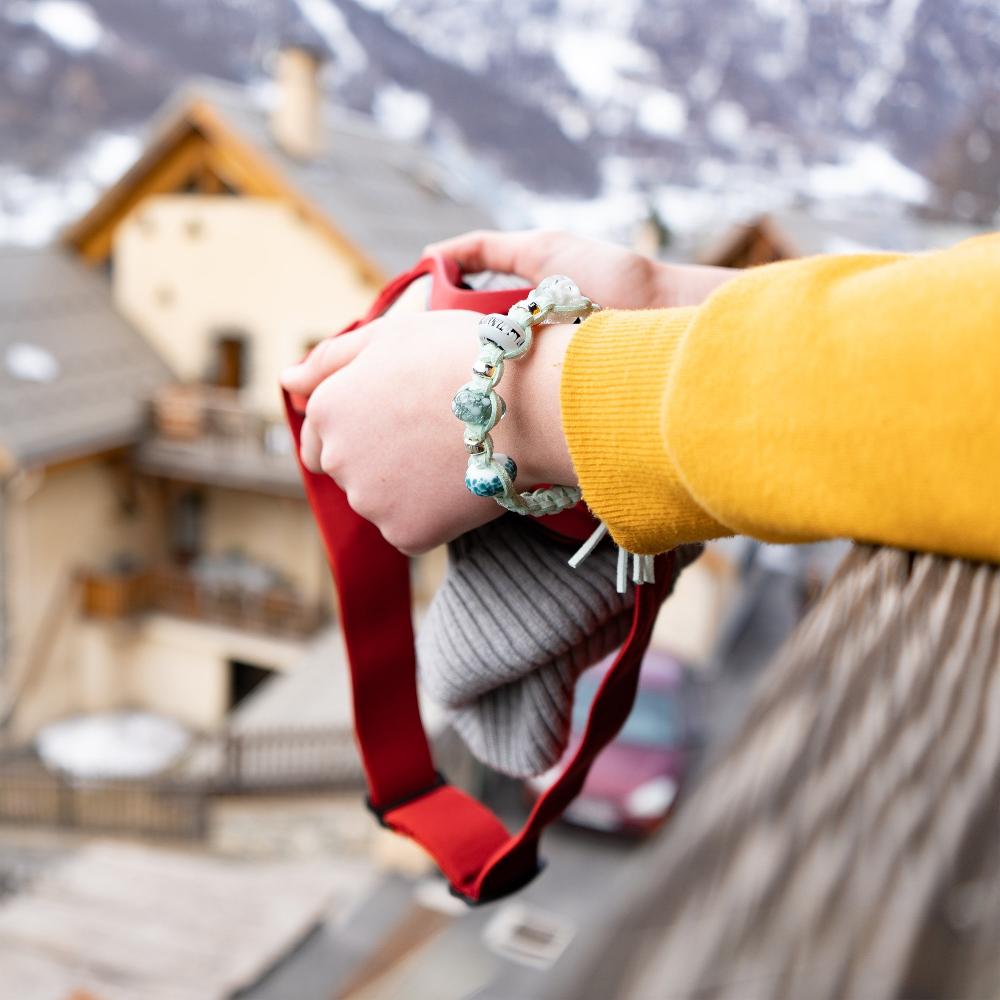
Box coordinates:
[478,313,527,353]
[465,454,517,497]
[451,384,491,425]
[451,384,505,427]
[535,274,582,308]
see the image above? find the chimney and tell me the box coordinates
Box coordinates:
[270,44,325,160]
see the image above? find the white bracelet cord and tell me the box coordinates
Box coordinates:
[568,521,656,594]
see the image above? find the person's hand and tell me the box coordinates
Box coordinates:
[280,311,577,554]
[424,229,735,310]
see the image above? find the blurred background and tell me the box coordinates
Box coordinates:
[0,1,997,998]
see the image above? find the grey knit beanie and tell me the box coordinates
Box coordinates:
[416,516,700,778]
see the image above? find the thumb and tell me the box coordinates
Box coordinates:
[423,229,537,279]
[280,327,372,398]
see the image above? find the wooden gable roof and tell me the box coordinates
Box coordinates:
[62,79,493,281]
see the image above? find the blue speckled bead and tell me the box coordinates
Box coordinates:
[451,384,504,427]
[465,454,517,497]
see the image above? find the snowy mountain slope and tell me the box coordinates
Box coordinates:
[1,0,998,244]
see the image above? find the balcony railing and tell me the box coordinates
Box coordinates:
[0,726,363,842]
[137,383,302,496]
[80,563,330,638]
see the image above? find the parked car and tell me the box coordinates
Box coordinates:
[526,648,697,836]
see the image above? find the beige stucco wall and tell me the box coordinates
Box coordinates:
[75,614,308,731]
[112,194,380,419]
[4,458,149,737]
[15,612,310,739]
[202,488,330,607]
[4,460,320,739]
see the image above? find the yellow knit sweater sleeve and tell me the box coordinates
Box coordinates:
[560,233,1000,562]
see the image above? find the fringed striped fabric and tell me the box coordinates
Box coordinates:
[549,545,1000,1000]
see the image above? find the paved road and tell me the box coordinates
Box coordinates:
[239,805,642,1000]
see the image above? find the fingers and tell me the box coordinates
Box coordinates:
[280,328,372,398]
[298,415,324,474]
[422,229,548,280]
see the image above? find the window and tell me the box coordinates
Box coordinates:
[170,490,204,564]
[211,332,248,389]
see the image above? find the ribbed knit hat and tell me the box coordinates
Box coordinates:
[416,516,700,777]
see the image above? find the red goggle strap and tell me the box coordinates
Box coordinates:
[284,259,669,902]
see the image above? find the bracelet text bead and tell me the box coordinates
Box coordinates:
[455,275,598,516]
[478,314,528,353]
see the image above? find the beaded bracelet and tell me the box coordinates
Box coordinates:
[451,275,599,517]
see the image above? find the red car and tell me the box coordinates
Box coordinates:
[526,648,696,836]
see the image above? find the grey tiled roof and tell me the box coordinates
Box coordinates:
[174,79,495,277]
[0,247,173,471]
[699,207,989,264]
[761,207,987,257]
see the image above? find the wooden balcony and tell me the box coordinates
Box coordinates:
[136,383,302,497]
[0,726,363,842]
[79,562,329,639]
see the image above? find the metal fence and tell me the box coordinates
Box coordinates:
[0,726,364,842]
[188,727,364,793]
[0,760,208,840]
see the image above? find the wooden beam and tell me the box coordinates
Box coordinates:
[195,161,226,194]
[61,92,389,288]
[69,131,210,264]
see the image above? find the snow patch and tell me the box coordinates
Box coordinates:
[556,104,592,142]
[6,343,60,383]
[806,142,929,203]
[553,29,658,102]
[637,92,688,138]
[291,0,367,77]
[707,102,749,146]
[85,132,142,187]
[522,188,646,244]
[0,171,88,244]
[7,0,103,53]
[0,131,139,245]
[373,84,432,142]
[36,711,192,780]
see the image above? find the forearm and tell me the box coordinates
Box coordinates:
[656,262,736,308]
[562,234,1000,562]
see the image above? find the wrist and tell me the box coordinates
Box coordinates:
[658,262,739,308]
[492,323,577,489]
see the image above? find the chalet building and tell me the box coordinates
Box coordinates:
[0,47,491,742]
[699,207,986,269]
